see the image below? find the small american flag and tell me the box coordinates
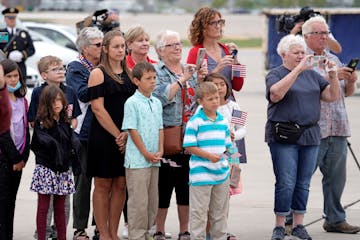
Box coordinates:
[232,64,246,78]
[231,109,247,126]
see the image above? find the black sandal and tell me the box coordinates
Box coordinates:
[178,231,191,240]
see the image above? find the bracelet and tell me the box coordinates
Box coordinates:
[177,80,183,89]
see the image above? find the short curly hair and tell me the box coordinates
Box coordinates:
[188,7,223,46]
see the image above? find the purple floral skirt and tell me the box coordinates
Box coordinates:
[30,164,75,195]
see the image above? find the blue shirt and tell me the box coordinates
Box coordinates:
[183,108,232,186]
[153,60,198,127]
[122,90,163,169]
[66,60,93,141]
[264,65,329,145]
[28,82,81,123]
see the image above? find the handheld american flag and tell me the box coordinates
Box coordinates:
[231,109,247,126]
[232,64,246,78]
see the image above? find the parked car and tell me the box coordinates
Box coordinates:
[23,22,77,51]
[25,30,78,87]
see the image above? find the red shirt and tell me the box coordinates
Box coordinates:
[0,86,11,135]
[126,54,157,70]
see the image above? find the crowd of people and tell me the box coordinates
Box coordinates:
[0,4,359,240]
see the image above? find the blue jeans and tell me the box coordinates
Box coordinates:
[317,136,347,224]
[269,142,318,216]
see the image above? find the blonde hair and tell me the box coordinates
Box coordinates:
[196,82,218,100]
[125,25,149,53]
[37,55,63,74]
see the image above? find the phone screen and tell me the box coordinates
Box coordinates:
[347,58,359,71]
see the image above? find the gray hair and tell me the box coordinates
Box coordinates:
[302,15,328,35]
[154,30,180,59]
[76,27,104,52]
[154,30,180,50]
[276,34,306,56]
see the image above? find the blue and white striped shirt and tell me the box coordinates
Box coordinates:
[183,108,232,186]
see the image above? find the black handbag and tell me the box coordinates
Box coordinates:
[271,122,304,144]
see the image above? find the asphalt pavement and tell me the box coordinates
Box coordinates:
[14,48,360,239]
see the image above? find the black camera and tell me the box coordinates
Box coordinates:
[276,6,321,33]
[76,9,120,34]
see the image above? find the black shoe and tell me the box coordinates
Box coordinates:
[291,224,312,240]
[271,226,285,240]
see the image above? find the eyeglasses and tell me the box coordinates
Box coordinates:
[90,42,102,48]
[307,31,331,36]
[46,67,66,73]
[208,19,225,27]
[163,42,182,49]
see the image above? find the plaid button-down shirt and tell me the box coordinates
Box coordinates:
[307,48,351,138]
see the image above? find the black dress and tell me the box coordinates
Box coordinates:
[87,67,136,178]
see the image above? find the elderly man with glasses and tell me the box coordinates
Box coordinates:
[302,15,360,235]
[0,7,35,79]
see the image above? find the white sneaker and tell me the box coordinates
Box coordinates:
[148,225,172,239]
[122,225,128,239]
[165,232,172,239]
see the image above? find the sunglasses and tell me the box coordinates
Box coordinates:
[90,42,102,48]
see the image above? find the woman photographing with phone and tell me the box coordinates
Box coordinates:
[265,34,340,240]
[187,7,242,92]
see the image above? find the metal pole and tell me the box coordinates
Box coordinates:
[347,140,360,171]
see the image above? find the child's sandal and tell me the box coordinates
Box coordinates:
[73,230,90,240]
[177,231,191,240]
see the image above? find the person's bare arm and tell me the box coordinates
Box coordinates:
[327,37,342,54]
[88,69,121,138]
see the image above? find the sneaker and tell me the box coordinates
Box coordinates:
[165,232,172,239]
[122,225,129,239]
[271,226,285,240]
[323,221,360,234]
[291,225,312,240]
[153,231,166,240]
[178,231,190,240]
[149,226,172,239]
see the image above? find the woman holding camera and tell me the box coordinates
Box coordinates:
[265,34,340,240]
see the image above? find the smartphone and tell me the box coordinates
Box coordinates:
[196,48,206,70]
[231,49,238,59]
[0,32,9,43]
[311,55,326,67]
[347,58,359,72]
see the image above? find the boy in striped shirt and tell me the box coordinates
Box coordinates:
[183,82,232,240]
